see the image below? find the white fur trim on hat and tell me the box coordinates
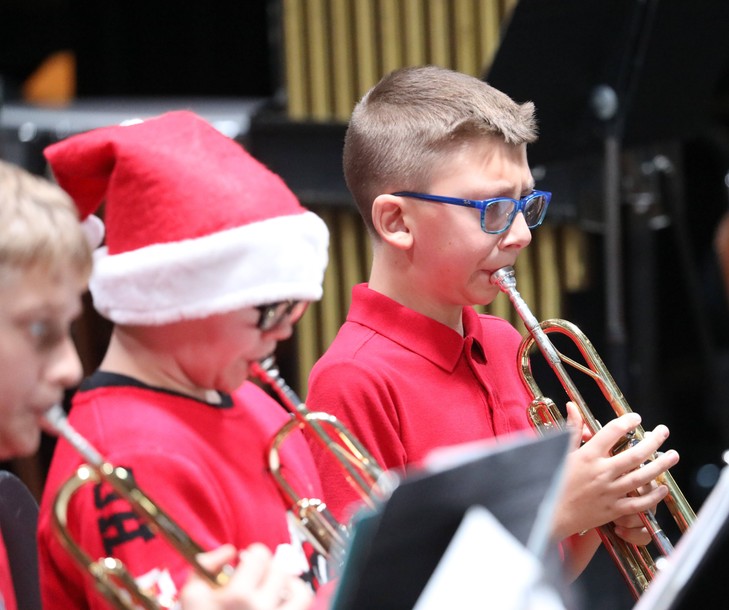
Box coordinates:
[81,215,105,249]
[89,211,329,325]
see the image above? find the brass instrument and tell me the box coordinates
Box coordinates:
[43,359,391,606]
[249,357,396,563]
[490,265,696,599]
[43,405,232,610]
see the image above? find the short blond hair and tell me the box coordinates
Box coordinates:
[343,65,538,234]
[0,159,92,282]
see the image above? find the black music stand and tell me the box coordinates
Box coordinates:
[0,471,41,610]
[330,431,572,610]
[487,0,729,165]
[486,0,729,407]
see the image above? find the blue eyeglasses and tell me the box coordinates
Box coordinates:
[392,190,551,234]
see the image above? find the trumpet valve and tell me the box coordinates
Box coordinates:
[527,397,564,433]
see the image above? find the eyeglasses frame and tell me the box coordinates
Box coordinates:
[391,190,552,234]
[256,300,306,332]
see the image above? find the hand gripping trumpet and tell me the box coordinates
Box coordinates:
[490,265,696,599]
[249,357,396,566]
[43,405,233,610]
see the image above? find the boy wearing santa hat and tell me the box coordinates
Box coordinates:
[35,111,331,610]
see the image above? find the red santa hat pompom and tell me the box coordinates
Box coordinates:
[43,110,329,325]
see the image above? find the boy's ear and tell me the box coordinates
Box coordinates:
[371,194,413,250]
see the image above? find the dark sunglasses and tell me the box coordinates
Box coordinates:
[256,300,308,331]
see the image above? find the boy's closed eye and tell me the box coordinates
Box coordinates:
[25,318,68,351]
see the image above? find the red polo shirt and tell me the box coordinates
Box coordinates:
[307,283,533,520]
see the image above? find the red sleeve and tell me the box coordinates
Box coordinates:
[307,358,404,523]
[38,381,325,610]
[310,579,337,610]
[39,451,241,610]
[39,443,319,607]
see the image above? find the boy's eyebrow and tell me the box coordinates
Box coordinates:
[465,184,537,200]
[12,297,82,323]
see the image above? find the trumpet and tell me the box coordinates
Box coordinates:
[249,357,395,564]
[490,265,696,599]
[43,404,232,610]
[43,356,390,607]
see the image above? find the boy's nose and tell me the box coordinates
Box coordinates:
[48,337,84,389]
[500,212,533,249]
[262,320,295,342]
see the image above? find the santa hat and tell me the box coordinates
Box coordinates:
[44,110,329,325]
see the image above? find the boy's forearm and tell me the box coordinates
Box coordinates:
[560,530,601,581]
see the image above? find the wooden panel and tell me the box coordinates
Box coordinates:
[453,0,479,75]
[352,0,379,109]
[330,0,357,118]
[479,0,503,71]
[427,0,451,66]
[379,0,404,74]
[307,0,332,120]
[282,0,308,119]
[402,0,427,65]
[281,0,513,121]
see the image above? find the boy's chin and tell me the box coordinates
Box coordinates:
[0,426,42,461]
[473,285,500,306]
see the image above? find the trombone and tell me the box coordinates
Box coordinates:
[490,265,696,599]
[249,357,396,565]
[43,405,232,610]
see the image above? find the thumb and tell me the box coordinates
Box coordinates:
[195,544,238,573]
[565,401,589,445]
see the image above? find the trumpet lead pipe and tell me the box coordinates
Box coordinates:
[491,266,562,365]
[44,404,104,468]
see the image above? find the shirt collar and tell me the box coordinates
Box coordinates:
[81,370,234,408]
[347,284,486,371]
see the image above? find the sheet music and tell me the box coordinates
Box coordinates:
[413,505,565,610]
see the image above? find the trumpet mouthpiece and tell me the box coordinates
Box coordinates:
[490,266,516,290]
[43,404,67,429]
[42,404,104,467]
